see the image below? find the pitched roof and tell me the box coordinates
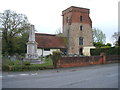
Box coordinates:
[35,33,67,49]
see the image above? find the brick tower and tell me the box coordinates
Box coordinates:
[62,6,94,56]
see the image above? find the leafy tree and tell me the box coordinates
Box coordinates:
[118,36,120,46]
[0,31,2,55]
[93,42,105,48]
[106,43,112,47]
[92,28,106,44]
[93,42,112,48]
[13,31,29,54]
[0,10,30,55]
[112,32,118,42]
[112,32,120,46]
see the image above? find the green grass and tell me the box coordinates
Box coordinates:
[2,56,54,71]
[40,57,53,66]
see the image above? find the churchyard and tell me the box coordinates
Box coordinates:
[2,55,54,71]
[1,6,120,72]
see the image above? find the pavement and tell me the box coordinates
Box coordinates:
[1,63,119,88]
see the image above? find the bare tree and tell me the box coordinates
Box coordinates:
[55,28,63,36]
[92,28,106,44]
[112,32,120,46]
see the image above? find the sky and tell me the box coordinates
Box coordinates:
[0,0,119,44]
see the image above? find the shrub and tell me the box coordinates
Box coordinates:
[13,60,21,65]
[90,47,120,56]
[3,59,14,66]
[12,65,23,71]
[2,64,54,71]
[52,51,61,68]
[23,61,31,66]
[2,57,54,71]
[45,54,52,58]
[2,54,55,71]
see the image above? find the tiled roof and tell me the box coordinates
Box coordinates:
[35,33,67,49]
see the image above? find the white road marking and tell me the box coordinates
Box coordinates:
[31,73,37,75]
[19,74,29,76]
[4,73,38,78]
[107,73,118,77]
[7,75,15,77]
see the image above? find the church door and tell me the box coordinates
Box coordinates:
[79,48,83,55]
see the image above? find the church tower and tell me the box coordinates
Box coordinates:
[62,6,94,56]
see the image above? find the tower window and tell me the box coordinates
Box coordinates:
[80,25,83,31]
[79,37,83,45]
[80,16,82,22]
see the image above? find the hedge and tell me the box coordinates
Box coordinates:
[2,65,54,71]
[90,47,120,56]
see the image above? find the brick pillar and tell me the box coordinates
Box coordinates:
[57,59,61,68]
[100,53,106,64]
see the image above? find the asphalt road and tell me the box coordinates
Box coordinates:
[2,63,119,88]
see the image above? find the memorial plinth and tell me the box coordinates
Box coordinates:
[26,25,39,60]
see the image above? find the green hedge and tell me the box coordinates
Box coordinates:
[2,65,54,71]
[90,47,120,56]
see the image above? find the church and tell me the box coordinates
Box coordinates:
[27,6,95,58]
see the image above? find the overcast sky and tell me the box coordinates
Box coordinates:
[0,0,119,44]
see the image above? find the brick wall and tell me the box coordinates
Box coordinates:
[62,6,92,27]
[106,55,120,63]
[57,54,120,68]
[57,56,103,68]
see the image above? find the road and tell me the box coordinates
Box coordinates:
[2,63,119,88]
